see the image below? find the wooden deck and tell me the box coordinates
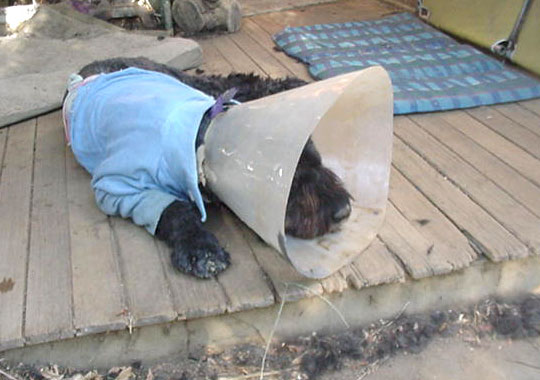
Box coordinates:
[1,0,540,352]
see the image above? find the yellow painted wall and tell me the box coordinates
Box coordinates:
[422,0,540,76]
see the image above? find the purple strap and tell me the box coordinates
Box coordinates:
[209,88,238,119]
[71,0,92,14]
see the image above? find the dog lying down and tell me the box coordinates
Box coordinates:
[64,57,352,279]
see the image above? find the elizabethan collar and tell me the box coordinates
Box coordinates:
[202,66,394,279]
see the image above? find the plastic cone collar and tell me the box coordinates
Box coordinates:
[203,66,394,278]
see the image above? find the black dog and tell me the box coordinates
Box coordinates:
[73,57,352,279]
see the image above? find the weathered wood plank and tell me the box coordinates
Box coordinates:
[411,112,540,218]
[195,38,234,75]
[379,202,435,279]
[399,116,540,255]
[250,13,285,35]
[207,207,275,312]
[0,121,35,350]
[111,218,176,327]
[466,106,540,159]
[25,112,73,344]
[229,28,293,78]
[338,264,366,290]
[66,149,126,336]
[392,137,529,261]
[338,0,401,20]
[256,0,393,29]
[349,238,405,287]
[234,217,324,302]
[388,167,477,273]
[211,35,266,75]
[493,102,540,136]
[242,18,312,82]
[439,111,540,186]
[319,271,349,294]
[0,127,7,171]
[255,8,338,34]
[520,99,540,116]
[156,240,229,320]
[240,0,336,17]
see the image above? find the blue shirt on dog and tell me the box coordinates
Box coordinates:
[67,67,215,234]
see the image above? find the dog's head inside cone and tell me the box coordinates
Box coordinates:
[203,66,394,279]
[285,138,353,240]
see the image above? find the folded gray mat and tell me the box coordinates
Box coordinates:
[0,4,202,128]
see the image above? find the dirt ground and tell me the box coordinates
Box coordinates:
[1,295,539,380]
[321,335,540,380]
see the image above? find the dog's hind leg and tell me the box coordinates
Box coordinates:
[155,200,230,278]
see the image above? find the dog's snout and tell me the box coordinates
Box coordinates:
[333,202,351,223]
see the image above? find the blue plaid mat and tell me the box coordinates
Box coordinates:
[273,13,540,114]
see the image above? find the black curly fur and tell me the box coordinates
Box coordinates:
[78,57,308,101]
[285,139,352,238]
[77,57,352,279]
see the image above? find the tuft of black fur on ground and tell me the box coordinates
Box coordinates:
[294,295,540,379]
[1,295,539,380]
[487,296,540,338]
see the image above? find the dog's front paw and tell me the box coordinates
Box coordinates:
[171,230,230,278]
